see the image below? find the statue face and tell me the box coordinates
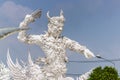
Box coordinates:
[48,17,64,37]
[47,11,65,37]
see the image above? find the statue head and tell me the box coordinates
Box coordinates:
[47,10,65,38]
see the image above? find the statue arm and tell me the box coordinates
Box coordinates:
[17,9,42,44]
[64,37,95,59]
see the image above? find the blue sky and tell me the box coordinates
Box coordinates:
[0,0,120,76]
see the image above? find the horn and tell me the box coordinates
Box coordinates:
[47,11,51,19]
[60,9,64,17]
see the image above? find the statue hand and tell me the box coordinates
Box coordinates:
[84,49,95,59]
[22,9,42,25]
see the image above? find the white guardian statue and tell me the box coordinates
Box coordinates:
[8,9,95,80]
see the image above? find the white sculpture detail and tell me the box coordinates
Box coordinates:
[7,50,44,80]
[0,62,10,80]
[6,9,95,80]
[78,69,93,80]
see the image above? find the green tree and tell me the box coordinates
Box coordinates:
[88,66,119,80]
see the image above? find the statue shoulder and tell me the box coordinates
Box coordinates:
[62,36,70,41]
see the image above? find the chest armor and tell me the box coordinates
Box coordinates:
[40,36,66,55]
[39,36,67,62]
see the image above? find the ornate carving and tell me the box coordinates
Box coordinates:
[0,62,10,80]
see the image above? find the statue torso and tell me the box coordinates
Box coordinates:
[37,35,67,76]
[38,34,67,63]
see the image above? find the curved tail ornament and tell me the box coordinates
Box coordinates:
[7,49,44,80]
[7,49,26,80]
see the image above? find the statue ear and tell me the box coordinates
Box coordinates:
[47,11,51,20]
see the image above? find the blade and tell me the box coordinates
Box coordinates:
[0,27,28,39]
[31,9,42,19]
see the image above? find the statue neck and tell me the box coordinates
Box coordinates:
[45,31,61,39]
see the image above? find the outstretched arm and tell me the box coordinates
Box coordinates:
[64,37,95,59]
[17,9,42,44]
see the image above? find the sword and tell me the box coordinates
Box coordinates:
[0,27,29,39]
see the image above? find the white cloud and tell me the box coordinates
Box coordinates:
[0,1,32,26]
